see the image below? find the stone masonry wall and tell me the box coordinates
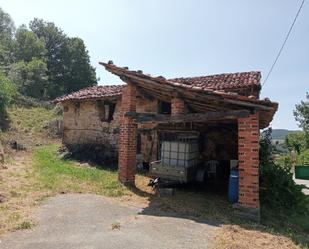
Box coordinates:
[62,95,159,164]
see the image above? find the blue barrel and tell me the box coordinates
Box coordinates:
[228,169,239,203]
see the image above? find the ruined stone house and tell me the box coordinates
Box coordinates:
[55,61,278,220]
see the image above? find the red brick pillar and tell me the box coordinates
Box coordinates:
[118,83,137,185]
[171,97,186,115]
[238,112,260,214]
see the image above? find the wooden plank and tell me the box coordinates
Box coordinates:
[125,110,250,123]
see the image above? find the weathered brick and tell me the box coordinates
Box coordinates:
[238,112,260,210]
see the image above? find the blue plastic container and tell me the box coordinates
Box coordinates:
[228,169,239,203]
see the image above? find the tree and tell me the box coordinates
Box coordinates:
[285,131,307,154]
[8,58,48,100]
[14,25,46,62]
[29,18,69,98]
[294,93,309,133]
[29,18,68,99]
[0,72,15,129]
[29,18,97,99]
[294,93,309,148]
[65,37,97,93]
[0,8,15,72]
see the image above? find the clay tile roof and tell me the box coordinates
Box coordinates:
[53,85,124,103]
[169,71,261,92]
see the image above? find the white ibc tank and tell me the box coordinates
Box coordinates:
[160,133,199,168]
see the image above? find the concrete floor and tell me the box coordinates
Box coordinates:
[0,194,217,249]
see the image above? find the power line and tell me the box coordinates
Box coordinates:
[262,0,305,87]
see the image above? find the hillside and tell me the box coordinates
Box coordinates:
[0,106,62,156]
[272,129,300,140]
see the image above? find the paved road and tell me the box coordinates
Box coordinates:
[295,178,309,195]
[0,194,217,249]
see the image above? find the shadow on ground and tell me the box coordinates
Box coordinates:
[127,175,309,248]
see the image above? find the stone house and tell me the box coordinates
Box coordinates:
[55,61,278,220]
[54,85,160,164]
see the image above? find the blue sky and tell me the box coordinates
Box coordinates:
[0,0,308,130]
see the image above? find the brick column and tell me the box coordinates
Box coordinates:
[237,112,260,217]
[118,83,137,185]
[171,97,186,115]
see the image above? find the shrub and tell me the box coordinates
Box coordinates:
[285,131,308,154]
[60,143,118,168]
[12,92,52,109]
[260,128,309,215]
[0,73,15,129]
[297,149,309,166]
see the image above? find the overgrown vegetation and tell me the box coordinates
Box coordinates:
[0,7,97,129]
[259,128,309,247]
[62,143,118,168]
[294,93,309,139]
[0,143,125,235]
[0,7,97,103]
[0,106,62,157]
[0,73,16,129]
[33,144,124,196]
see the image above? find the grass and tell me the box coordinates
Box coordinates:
[0,106,62,158]
[0,143,125,236]
[17,221,33,230]
[32,144,125,197]
[8,105,60,135]
[0,144,308,248]
[0,105,308,247]
[260,204,309,248]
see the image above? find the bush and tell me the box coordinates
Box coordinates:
[0,73,15,129]
[297,149,309,166]
[260,129,309,215]
[60,143,118,168]
[12,92,52,109]
[260,161,308,214]
[285,131,308,154]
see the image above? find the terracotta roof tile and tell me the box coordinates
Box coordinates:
[169,71,261,92]
[53,85,124,103]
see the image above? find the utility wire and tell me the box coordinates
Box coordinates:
[262,0,305,87]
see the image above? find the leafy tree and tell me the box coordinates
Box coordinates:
[29,18,97,99]
[285,131,307,154]
[0,72,15,129]
[0,8,15,72]
[14,25,46,62]
[29,18,70,99]
[294,93,309,148]
[65,37,97,93]
[8,58,48,99]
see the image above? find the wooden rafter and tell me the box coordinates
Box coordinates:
[125,110,250,123]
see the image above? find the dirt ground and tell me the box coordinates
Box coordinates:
[0,150,304,249]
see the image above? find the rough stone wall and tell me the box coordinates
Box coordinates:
[62,95,159,164]
[63,100,120,145]
[62,99,121,161]
[137,97,159,162]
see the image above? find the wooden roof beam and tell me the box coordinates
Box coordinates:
[125,110,250,124]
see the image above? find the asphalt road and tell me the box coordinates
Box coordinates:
[0,194,217,249]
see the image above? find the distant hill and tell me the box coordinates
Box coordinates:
[272,129,300,140]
